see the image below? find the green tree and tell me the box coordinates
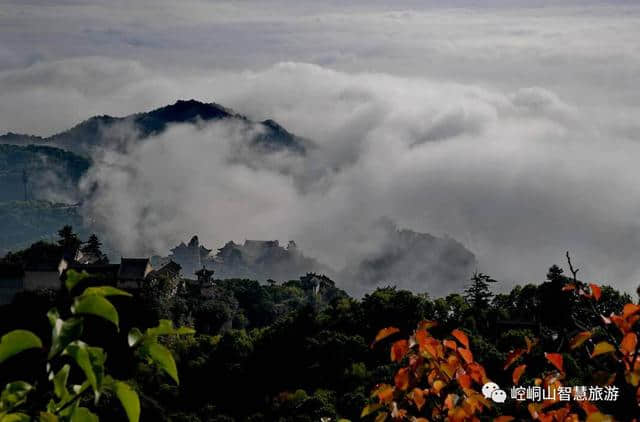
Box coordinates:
[80,234,108,264]
[463,272,497,310]
[57,225,81,253]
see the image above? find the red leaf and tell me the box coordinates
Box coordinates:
[375,385,394,403]
[418,320,438,330]
[610,315,632,334]
[451,329,470,348]
[444,339,457,350]
[415,329,429,348]
[394,367,410,390]
[458,347,474,364]
[589,283,602,301]
[623,304,640,319]
[621,333,638,355]
[423,337,443,359]
[525,336,536,354]
[512,364,526,384]
[372,327,400,347]
[468,362,488,384]
[569,331,592,349]
[444,393,457,410]
[545,353,564,372]
[391,340,409,362]
[411,387,426,410]
[457,373,472,389]
[504,349,525,370]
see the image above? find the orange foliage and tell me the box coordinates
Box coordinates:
[365,280,640,421]
[366,322,496,421]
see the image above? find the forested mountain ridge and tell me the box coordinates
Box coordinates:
[0,144,90,202]
[0,201,87,255]
[0,100,309,254]
[0,99,309,155]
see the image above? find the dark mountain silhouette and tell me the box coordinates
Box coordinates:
[0,99,308,155]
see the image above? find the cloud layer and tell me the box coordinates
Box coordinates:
[40,60,635,295]
[2,1,640,294]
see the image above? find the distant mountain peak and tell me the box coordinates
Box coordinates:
[1,99,308,155]
[142,99,236,125]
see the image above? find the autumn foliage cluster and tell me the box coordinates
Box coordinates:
[365,274,640,421]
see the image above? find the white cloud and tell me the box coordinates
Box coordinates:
[26,60,632,295]
[2,1,640,294]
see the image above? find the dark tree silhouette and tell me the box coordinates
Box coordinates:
[546,264,568,284]
[81,233,109,263]
[57,225,81,253]
[464,271,497,310]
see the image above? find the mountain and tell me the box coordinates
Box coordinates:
[339,219,477,296]
[154,236,327,281]
[156,225,475,297]
[209,239,327,281]
[0,100,309,256]
[0,144,90,202]
[0,200,88,256]
[0,99,308,155]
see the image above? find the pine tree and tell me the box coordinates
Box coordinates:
[464,272,497,310]
[81,233,108,264]
[546,264,568,284]
[57,225,81,252]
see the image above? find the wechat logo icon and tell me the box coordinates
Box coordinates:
[482,382,507,403]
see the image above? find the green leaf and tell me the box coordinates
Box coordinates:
[65,270,89,292]
[1,381,33,410]
[54,382,88,418]
[51,364,71,400]
[63,342,97,395]
[127,329,143,348]
[86,347,105,402]
[113,381,140,422]
[47,309,60,328]
[147,343,179,384]
[38,412,58,422]
[145,320,194,339]
[0,330,42,364]
[72,296,119,329]
[70,407,98,422]
[0,413,30,422]
[360,403,382,417]
[82,286,131,298]
[145,320,175,338]
[48,315,83,359]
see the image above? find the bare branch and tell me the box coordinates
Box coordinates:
[566,251,579,283]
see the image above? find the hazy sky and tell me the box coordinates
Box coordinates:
[1,0,640,293]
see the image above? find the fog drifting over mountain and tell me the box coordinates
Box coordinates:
[1,1,640,293]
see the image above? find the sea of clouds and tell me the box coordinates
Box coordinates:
[1,0,639,294]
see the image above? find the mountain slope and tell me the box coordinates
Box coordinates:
[0,200,87,255]
[0,99,308,155]
[0,144,90,202]
[339,220,477,296]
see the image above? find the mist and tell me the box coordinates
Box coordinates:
[57,61,639,295]
[2,1,640,294]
